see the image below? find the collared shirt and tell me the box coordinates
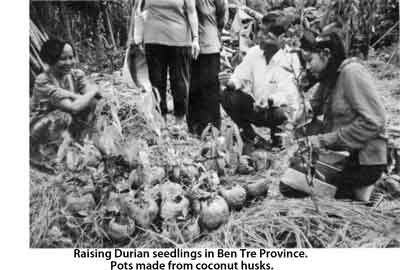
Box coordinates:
[230,45,302,118]
[311,59,387,165]
[196,0,228,54]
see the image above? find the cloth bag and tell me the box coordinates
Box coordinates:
[133,0,147,45]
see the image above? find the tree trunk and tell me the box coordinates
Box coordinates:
[95,13,106,69]
[59,3,74,45]
[104,4,117,52]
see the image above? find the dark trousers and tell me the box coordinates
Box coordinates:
[282,121,387,200]
[329,155,386,200]
[145,44,191,117]
[220,90,287,144]
[187,53,221,135]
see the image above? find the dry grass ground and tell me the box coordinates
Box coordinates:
[30,59,400,248]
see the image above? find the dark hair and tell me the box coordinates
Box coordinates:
[300,30,316,51]
[309,32,346,87]
[261,12,287,36]
[40,38,74,66]
[262,12,280,26]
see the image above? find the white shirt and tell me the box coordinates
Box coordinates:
[230,45,302,119]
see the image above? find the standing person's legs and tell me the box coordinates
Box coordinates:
[187,55,202,133]
[202,53,221,131]
[145,44,168,116]
[188,53,221,135]
[169,46,192,119]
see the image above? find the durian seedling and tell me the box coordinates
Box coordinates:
[199,195,230,230]
[161,194,190,222]
[245,177,271,199]
[123,192,159,229]
[108,217,135,242]
[220,184,247,210]
[65,193,96,215]
[250,149,271,171]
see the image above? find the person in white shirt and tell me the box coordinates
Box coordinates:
[219,13,302,149]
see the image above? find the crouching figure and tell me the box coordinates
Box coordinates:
[219,14,302,150]
[30,38,100,164]
[282,32,387,203]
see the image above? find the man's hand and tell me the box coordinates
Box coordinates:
[298,135,323,150]
[267,106,288,126]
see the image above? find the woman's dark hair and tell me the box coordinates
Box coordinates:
[40,38,74,66]
[309,32,346,87]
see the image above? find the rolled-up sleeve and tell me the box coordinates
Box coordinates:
[33,74,72,108]
[321,64,386,149]
[230,52,254,95]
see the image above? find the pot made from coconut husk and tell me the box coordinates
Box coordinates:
[181,218,201,242]
[108,217,135,242]
[219,184,247,210]
[130,165,166,189]
[123,193,159,229]
[204,158,226,176]
[236,156,254,174]
[160,194,190,222]
[250,149,271,171]
[128,169,141,189]
[105,191,134,214]
[121,138,150,167]
[244,177,271,198]
[199,195,229,230]
[382,175,400,197]
[113,177,132,193]
[159,181,185,201]
[148,166,166,186]
[216,158,227,176]
[65,147,84,171]
[162,217,201,243]
[59,174,95,194]
[82,143,102,168]
[146,184,161,201]
[190,198,202,216]
[65,193,96,214]
[169,165,182,182]
[198,171,220,189]
[180,164,200,181]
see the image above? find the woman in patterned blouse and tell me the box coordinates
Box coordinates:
[30,38,100,163]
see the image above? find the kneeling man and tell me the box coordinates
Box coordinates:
[219,14,302,149]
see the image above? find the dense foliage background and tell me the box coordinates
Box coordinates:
[30,0,399,70]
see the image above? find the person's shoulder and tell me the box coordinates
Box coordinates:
[245,45,263,58]
[339,58,375,84]
[339,58,366,74]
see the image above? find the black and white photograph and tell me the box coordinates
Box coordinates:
[28,0,400,250]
